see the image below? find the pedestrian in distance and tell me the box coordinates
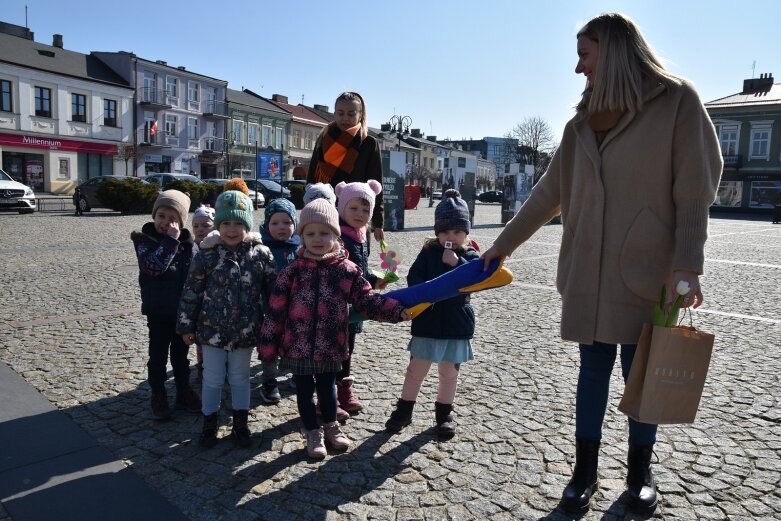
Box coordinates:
[130,190,201,420]
[258,199,411,459]
[481,12,723,516]
[307,91,385,241]
[331,179,387,420]
[256,198,300,405]
[385,189,478,440]
[190,204,215,376]
[177,190,277,449]
[73,187,83,216]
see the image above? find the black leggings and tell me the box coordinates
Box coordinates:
[336,331,357,382]
[294,372,337,430]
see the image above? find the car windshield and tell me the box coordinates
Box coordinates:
[0,169,13,182]
[259,180,283,190]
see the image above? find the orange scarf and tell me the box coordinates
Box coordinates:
[314,122,363,184]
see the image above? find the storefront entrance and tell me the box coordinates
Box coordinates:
[2,152,45,191]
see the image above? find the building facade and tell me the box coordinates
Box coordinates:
[0,24,133,193]
[93,51,228,178]
[437,136,518,177]
[266,94,327,180]
[226,89,290,180]
[705,73,781,211]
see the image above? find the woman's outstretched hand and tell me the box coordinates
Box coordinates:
[481,244,506,271]
[666,270,703,309]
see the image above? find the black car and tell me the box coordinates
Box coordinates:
[75,175,148,212]
[245,179,291,202]
[477,190,503,203]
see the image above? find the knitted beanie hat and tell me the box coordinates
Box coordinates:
[263,197,297,231]
[193,204,215,222]
[303,182,337,206]
[334,180,382,220]
[214,190,254,231]
[153,189,190,227]
[435,189,470,234]
[298,199,340,237]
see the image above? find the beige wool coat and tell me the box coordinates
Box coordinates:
[494,80,723,345]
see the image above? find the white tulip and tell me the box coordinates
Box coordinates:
[676,280,691,296]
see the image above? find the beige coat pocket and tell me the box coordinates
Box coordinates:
[619,208,673,301]
[556,226,575,294]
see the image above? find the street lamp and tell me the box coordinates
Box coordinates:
[382,115,412,151]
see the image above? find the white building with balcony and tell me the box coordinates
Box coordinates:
[0,23,134,193]
[93,51,228,178]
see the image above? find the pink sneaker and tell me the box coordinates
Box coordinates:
[303,427,326,459]
[323,421,351,450]
[337,377,363,413]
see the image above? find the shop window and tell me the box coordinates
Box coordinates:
[0,80,11,112]
[72,93,86,122]
[34,86,51,117]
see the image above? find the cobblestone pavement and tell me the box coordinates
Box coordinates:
[1,203,780,521]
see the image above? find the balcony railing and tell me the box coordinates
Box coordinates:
[202,99,227,118]
[723,154,742,169]
[137,128,171,147]
[139,87,173,109]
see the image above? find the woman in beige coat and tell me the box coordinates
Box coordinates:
[482,13,722,516]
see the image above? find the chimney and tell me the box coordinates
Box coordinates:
[411,128,422,138]
[428,135,437,142]
[177,66,186,71]
[155,60,167,66]
[742,72,774,94]
[314,104,329,112]
[272,94,288,103]
[52,34,63,48]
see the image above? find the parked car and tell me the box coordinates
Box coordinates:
[0,168,35,214]
[142,173,203,189]
[75,175,149,212]
[202,178,265,208]
[477,190,503,203]
[432,189,443,200]
[245,179,291,202]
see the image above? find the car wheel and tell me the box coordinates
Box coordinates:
[79,196,91,212]
[18,208,35,214]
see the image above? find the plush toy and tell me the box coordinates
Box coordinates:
[351,258,513,322]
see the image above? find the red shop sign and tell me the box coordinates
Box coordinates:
[0,132,118,155]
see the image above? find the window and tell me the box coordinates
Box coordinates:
[205,121,216,150]
[232,119,244,144]
[165,114,177,136]
[304,131,313,150]
[458,157,466,168]
[718,125,738,155]
[291,129,301,148]
[143,72,156,102]
[34,86,51,117]
[58,159,70,179]
[103,99,117,127]
[71,93,86,122]
[0,80,11,112]
[188,82,199,102]
[166,76,178,98]
[248,123,258,145]
[262,125,271,147]
[275,128,284,149]
[749,122,772,160]
[188,117,199,140]
[204,86,216,112]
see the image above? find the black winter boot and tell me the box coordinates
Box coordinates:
[385,399,415,432]
[626,442,658,515]
[434,402,456,440]
[199,412,220,448]
[231,409,252,448]
[559,438,600,514]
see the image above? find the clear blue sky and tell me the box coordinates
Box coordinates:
[4,0,780,142]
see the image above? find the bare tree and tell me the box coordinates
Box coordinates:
[509,116,558,183]
[115,142,137,176]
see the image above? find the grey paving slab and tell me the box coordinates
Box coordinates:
[0,205,780,520]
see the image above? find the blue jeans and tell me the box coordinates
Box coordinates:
[201,345,253,415]
[576,342,657,446]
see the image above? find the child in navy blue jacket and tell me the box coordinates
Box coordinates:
[385,189,478,439]
[131,190,201,420]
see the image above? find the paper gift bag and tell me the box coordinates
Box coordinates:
[619,323,714,424]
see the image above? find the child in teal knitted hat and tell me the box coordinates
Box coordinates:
[178,189,277,449]
[257,197,300,404]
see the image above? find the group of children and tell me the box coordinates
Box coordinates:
[132,180,478,458]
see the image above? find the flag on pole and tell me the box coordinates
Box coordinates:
[150,120,158,136]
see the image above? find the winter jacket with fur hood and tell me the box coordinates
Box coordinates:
[492,79,722,345]
[258,247,406,364]
[176,232,276,350]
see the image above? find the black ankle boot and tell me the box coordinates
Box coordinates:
[559,438,600,514]
[434,402,456,440]
[626,442,658,515]
[199,412,220,448]
[385,399,415,432]
[231,409,252,448]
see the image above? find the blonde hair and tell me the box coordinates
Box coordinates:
[334,91,368,140]
[576,13,681,114]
